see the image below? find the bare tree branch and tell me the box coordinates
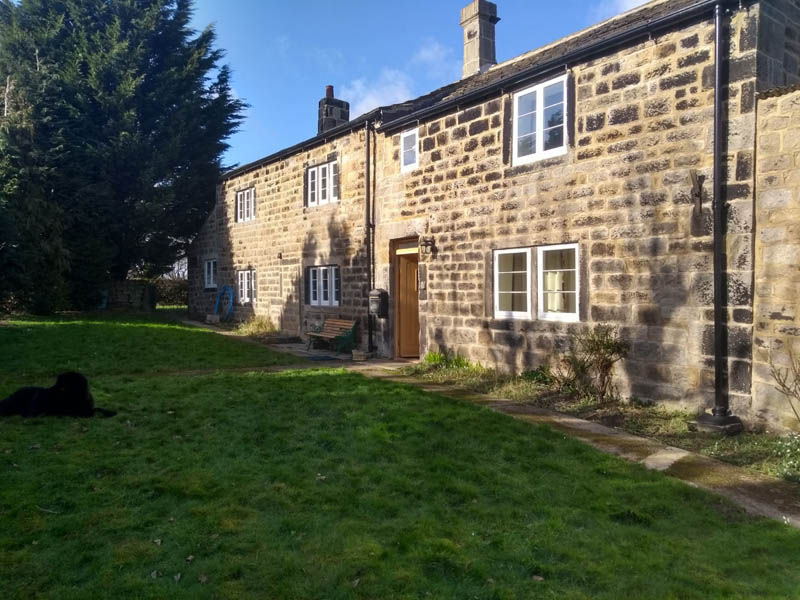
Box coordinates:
[769,347,800,425]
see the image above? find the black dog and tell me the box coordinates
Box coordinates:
[0,372,115,418]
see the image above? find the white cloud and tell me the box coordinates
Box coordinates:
[591,0,650,22]
[340,68,414,117]
[412,39,460,81]
[338,38,459,117]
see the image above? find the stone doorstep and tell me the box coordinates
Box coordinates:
[349,369,800,530]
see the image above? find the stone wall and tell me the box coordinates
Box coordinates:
[373,6,759,413]
[107,280,156,310]
[752,86,800,430]
[758,0,800,89]
[187,1,800,428]
[188,130,373,344]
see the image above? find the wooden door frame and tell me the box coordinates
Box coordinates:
[391,236,420,358]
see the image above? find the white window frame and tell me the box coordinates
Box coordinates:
[493,248,532,320]
[400,128,419,173]
[512,74,568,167]
[204,259,217,289]
[236,188,255,222]
[537,242,579,323]
[237,269,256,304]
[307,160,339,207]
[308,265,340,307]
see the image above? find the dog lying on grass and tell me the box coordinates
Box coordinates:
[0,372,115,417]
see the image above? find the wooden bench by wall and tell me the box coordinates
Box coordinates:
[307,318,357,352]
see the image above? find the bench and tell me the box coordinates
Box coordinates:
[307,318,357,353]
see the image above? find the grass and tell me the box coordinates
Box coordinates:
[1,316,800,598]
[0,312,300,383]
[403,354,800,482]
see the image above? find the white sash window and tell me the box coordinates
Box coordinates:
[307,160,339,207]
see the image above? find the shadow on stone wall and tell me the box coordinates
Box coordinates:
[274,211,371,350]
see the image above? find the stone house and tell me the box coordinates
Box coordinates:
[189,0,800,430]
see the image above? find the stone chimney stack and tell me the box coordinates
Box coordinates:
[318,85,350,134]
[460,0,499,79]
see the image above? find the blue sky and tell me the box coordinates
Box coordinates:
[190,0,647,168]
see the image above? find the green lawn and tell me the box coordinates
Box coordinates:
[0,312,300,381]
[1,315,799,598]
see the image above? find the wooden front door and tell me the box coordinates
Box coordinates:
[396,250,420,358]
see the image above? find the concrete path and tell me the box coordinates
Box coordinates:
[179,318,800,529]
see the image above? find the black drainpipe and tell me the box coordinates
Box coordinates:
[695,1,742,433]
[365,119,374,352]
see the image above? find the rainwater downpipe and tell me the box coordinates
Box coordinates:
[365,119,374,352]
[700,1,743,432]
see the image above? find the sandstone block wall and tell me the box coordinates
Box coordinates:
[373,8,759,414]
[758,0,800,89]
[187,1,800,428]
[753,86,800,430]
[188,130,373,343]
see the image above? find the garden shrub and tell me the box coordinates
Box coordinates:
[776,433,800,483]
[769,348,800,426]
[552,325,628,402]
[236,315,278,337]
[154,278,188,306]
[521,366,553,385]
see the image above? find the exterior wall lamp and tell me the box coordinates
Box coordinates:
[420,235,435,255]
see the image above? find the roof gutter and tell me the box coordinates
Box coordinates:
[222,108,383,181]
[379,0,748,133]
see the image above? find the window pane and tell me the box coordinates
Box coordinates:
[518,113,535,136]
[544,125,564,151]
[543,292,576,313]
[403,133,416,152]
[518,90,536,115]
[498,292,528,313]
[403,148,415,166]
[498,292,512,311]
[309,170,316,204]
[500,272,527,292]
[544,271,577,293]
[512,293,527,312]
[544,104,563,129]
[543,82,563,108]
[321,267,329,302]
[311,268,318,302]
[517,133,535,157]
[333,267,341,303]
[543,248,575,270]
[332,162,339,199]
[320,166,327,201]
[498,251,527,274]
